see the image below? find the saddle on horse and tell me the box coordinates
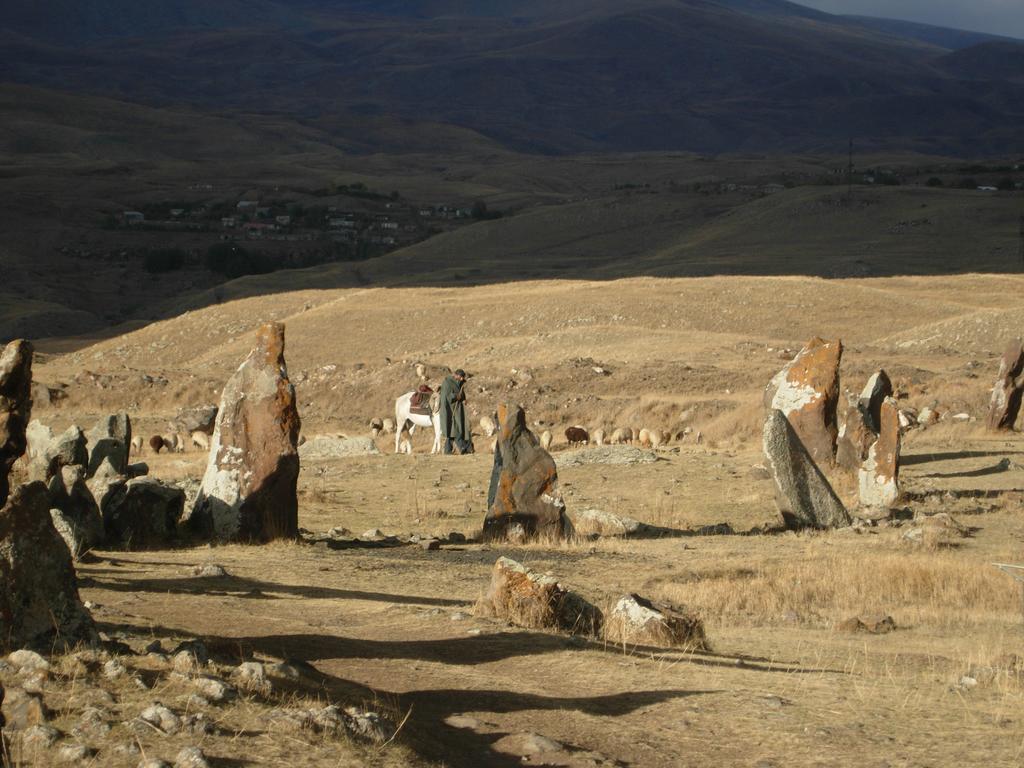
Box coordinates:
[410,384,434,416]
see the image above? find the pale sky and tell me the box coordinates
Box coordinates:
[798,0,1024,39]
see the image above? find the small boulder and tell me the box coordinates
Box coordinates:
[604,594,707,650]
[837,614,896,634]
[475,557,602,637]
[173,405,218,436]
[569,508,642,537]
[1,686,48,729]
[30,425,88,484]
[25,419,52,461]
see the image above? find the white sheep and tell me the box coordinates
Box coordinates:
[190,431,210,451]
[162,433,180,453]
[638,428,652,448]
[592,428,605,446]
[382,417,395,434]
[540,430,553,450]
[130,435,143,456]
[479,415,497,437]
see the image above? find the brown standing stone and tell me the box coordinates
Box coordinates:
[858,397,901,509]
[483,404,568,542]
[987,339,1024,431]
[187,323,300,542]
[763,409,850,530]
[764,337,843,466]
[0,482,95,652]
[0,340,33,507]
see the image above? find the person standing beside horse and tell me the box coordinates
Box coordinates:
[439,369,473,454]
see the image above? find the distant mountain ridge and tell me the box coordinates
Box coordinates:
[0,0,1023,154]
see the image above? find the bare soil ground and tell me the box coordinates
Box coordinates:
[10,274,1024,767]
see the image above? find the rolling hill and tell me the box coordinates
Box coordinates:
[0,0,1022,154]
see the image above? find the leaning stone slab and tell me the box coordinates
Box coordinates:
[475,557,602,637]
[763,409,850,530]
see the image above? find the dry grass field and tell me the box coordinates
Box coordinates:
[6,273,1022,767]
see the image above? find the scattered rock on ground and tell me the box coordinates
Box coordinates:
[569,508,643,536]
[555,445,658,467]
[475,556,602,637]
[298,436,380,459]
[837,614,896,634]
[604,594,707,650]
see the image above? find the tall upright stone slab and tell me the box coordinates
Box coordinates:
[188,323,300,542]
[764,337,843,466]
[483,404,569,542]
[0,340,33,507]
[86,413,132,477]
[858,397,901,509]
[858,370,893,434]
[0,482,96,651]
[763,409,850,530]
[987,339,1024,431]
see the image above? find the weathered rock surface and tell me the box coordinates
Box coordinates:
[86,413,131,477]
[188,323,300,542]
[858,397,901,509]
[174,405,218,436]
[298,435,380,459]
[86,460,128,519]
[569,508,642,537]
[836,399,874,471]
[987,339,1024,431]
[31,425,88,483]
[0,482,95,652]
[858,370,893,433]
[554,445,659,467]
[475,557,602,636]
[103,477,185,550]
[1,685,47,729]
[0,340,33,506]
[763,409,850,530]
[483,404,569,542]
[48,465,104,558]
[604,594,707,650]
[764,337,843,465]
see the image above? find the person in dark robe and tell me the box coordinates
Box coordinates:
[439,369,473,454]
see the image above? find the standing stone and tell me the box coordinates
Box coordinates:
[764,337,843,466]
[835,398,874,471]
[858,370,893,433]
[483,404,569,542]
[858,397,901,509]
[987,339,1024,431]
[103,477,185,550]
[0,482,95,652]
[86,413,131,477]
[188,323,300,542]
[763,409,850,530]
[0,340,33,506]
[25,419,52,461]
[47,465,104,558]
[30,425,88,483]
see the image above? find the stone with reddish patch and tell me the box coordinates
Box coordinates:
[764,337,843,465]
[858,397,901,509]
[483,403,569,542]
[187,323,301,542]
[987,339,1024,431]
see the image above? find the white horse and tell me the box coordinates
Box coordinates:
[393,391,443,454]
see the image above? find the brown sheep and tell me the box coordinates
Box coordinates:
[149,435,166,454]
[565,426,590,446]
